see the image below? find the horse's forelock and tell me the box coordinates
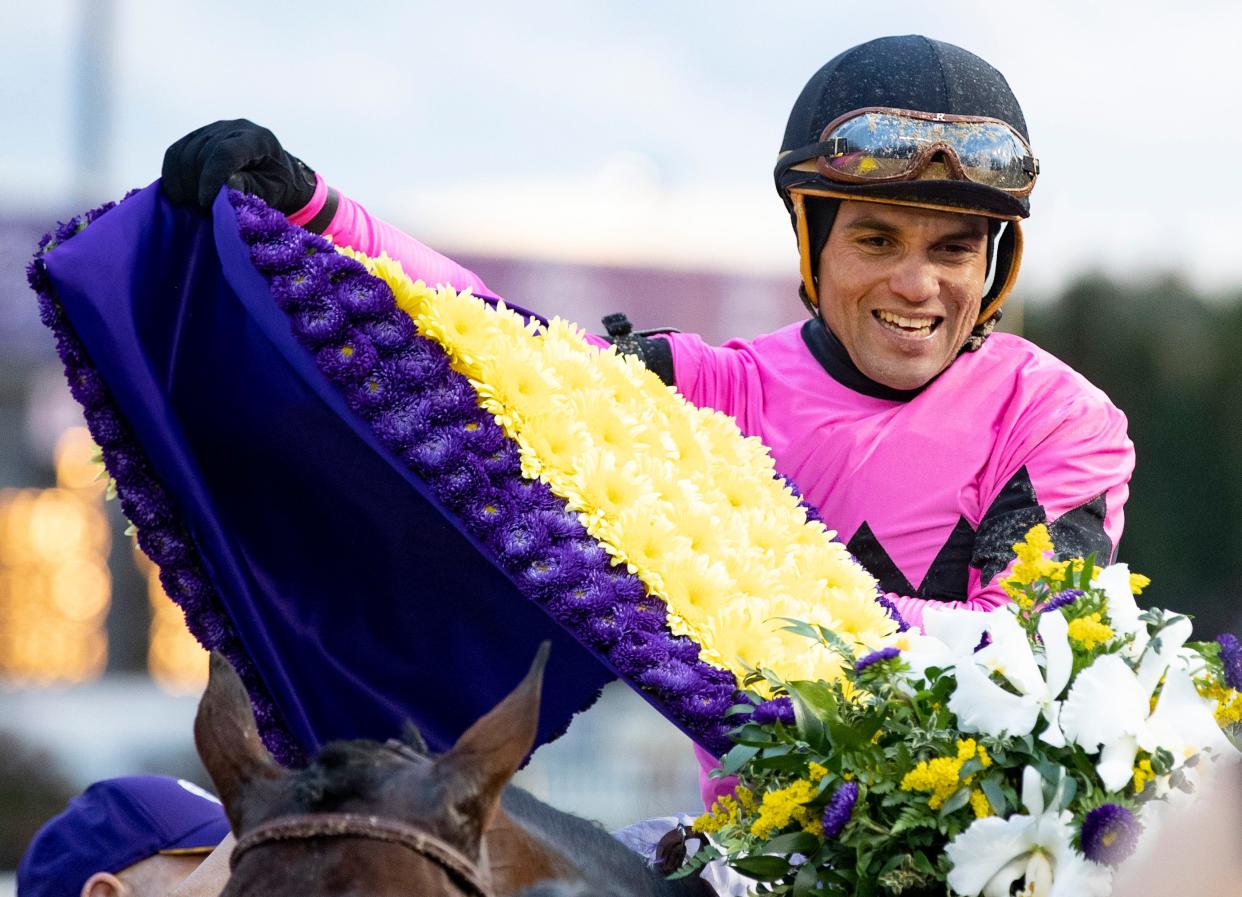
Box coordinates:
[290,739,398,810]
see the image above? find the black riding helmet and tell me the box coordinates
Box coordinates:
[774,35,1036,344]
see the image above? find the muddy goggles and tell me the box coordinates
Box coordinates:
[810,107,1039,195]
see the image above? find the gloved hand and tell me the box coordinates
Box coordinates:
[161,119,317,214]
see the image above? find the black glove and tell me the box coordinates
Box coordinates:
[161,119,317,214]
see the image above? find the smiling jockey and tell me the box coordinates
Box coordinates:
[163,35,1134,813]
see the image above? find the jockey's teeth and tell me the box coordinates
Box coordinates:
[875,310,936,335]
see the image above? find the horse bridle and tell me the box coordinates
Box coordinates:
[230,742,494,896]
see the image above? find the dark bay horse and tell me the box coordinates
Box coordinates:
[195,647,714,896]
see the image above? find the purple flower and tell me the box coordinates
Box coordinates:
[821,781,859,839]
[234,202,287,243]
[422,377,480,424]
[875,593,910,632]
[83,405,128,447]
[481,442,522,480]
[490,512,552,566]
[309,245,357,279]
[459,488,513,535]
[336,276,395,318]
[343,368,405,415]
[404,427,465,476]
[271,263,332,312]
[516,546,583,599]
[501,476,563,512]
[372,398,434,450]
[624,599,667,634]
[386,339,450,385]
[637,659,702,697]
[55,328,91,369]
[555,535,612,571]
[584,602,664,649]
[158,565,216,606]
[547,574,618,622]
[118,482,174,528]
[249,234,309,273]
[454,412,506,457]
[1080,804,1142,866]
[667,634,705,665]
[315,331,379,385]
[675,685,736,722]
[432,457,490,509]
[532,508,588,543]
[1217,633,1242,691]
[855,646,901,673]
[1038,589,1084,614]
[609,629,671,676]
[100,444,147,482]
[752,697,795,726]
[357,312,416,356]
[290,299,348,346]
[135,524,193,568]
[66,366,109,409]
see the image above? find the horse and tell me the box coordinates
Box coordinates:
[194,646,717,896]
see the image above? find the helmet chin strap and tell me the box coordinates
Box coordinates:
[790,192,1025,330]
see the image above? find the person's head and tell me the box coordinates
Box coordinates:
[17,776,231,897]
[774,35,1037,388]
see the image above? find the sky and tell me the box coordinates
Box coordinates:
[3,0,1242,296]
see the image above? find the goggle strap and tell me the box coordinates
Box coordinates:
[791,192,820,310]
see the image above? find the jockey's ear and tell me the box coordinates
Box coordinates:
[195,651,288,834]
[434,642,549,842]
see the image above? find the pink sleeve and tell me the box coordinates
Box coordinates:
[288,175,492,297]
[694,743,738,811]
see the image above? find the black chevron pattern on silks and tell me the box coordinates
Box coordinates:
[845,466,1113,602]
[846,522,917,597]
[970,466,1049,586]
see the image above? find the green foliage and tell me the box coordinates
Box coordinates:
[686,530,1240,896]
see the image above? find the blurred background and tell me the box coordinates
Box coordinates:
[2,0,1241,889]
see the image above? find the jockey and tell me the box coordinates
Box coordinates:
[162,35,1134,809]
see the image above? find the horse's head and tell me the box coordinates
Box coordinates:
[195,646,549,896]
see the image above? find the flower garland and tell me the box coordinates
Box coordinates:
[327,241,898,690]
[27,195,303,765]
[31,189,901,758]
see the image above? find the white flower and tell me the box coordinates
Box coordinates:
[946,608,1073,746]
[946,767,1111,897]
[1059,617,1238,791]
[1092,563,1146,658]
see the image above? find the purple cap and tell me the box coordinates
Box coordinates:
[17,776,231,897]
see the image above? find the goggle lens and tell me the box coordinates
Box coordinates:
[819,111,1037,191]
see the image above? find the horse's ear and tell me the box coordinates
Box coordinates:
[195,651,287,833]
[435,642,549,837]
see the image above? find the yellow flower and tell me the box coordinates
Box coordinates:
[1129,572,1151,595]
[1067,613,1114,650]
[1132,757,1155,794]
[900,740,989,809]
[970,788,993,819]
[1007,524,1060,588]
[750,779,819,839]
[808,762,829,782]
[695,794,740,834]
[1197,681,1242,728]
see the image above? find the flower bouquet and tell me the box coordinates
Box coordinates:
[685,526,1242,896]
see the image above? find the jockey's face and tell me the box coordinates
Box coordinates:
[816,201,990,391]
